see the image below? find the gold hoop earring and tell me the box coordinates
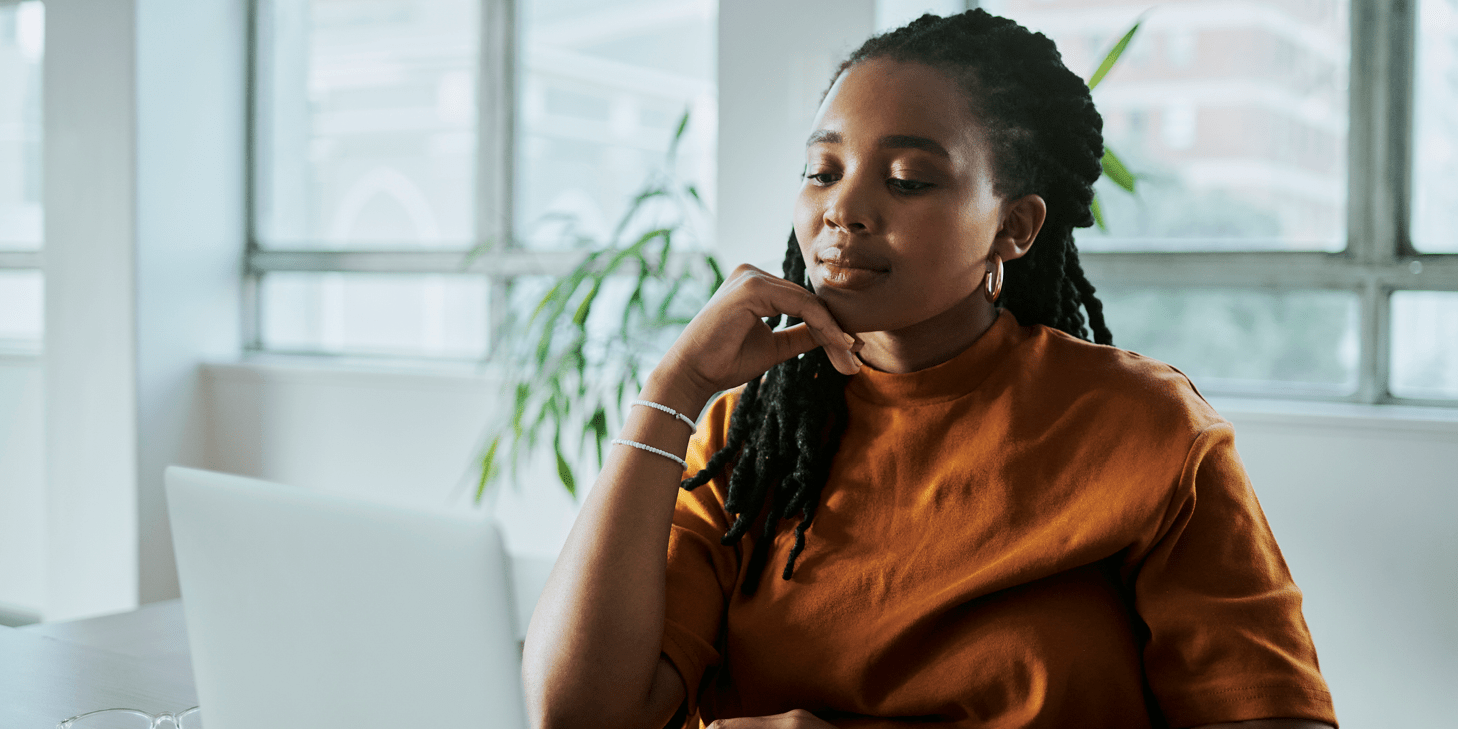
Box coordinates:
[983,253,1004,303]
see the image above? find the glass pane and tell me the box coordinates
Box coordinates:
[0,269,43,351]
[1412,0,1458,253]
[254,0,479,249]
[1097,287,1359,394]
[1390,291,1458,399]
[0,1,43,250]
[260,272,488,357]
[982,0,1350,252]
[517,0,715,250]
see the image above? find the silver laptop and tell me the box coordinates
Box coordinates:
[165,466,527,729]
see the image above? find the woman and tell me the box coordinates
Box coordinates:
[522,10,1337,729]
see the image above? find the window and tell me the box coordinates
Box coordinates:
[0,0,43,355]
[248,0,1456,406]
[979,0,1458,404]
[246,0,715,359]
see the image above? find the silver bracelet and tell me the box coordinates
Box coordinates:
[610,438,689,470]
[630,399,697,432]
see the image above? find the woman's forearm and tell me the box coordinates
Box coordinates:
[521,370,709,729]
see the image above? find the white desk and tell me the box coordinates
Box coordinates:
[1,601,195,728]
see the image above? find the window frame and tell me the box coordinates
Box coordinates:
[238,0,1458,406]
[240,0,524,357]
[0,0,45,354]
[1077,0,1456,407]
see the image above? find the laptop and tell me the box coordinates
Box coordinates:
[165,466,528,729]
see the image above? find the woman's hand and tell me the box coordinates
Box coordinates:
[707,709,838,729]
[656,263,862,405]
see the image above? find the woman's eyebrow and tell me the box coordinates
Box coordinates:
[880,134,950,158]
[805,130,950,159]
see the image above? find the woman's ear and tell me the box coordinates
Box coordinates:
[992,194,1047,262]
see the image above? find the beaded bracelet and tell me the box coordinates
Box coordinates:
[630,399,697,432]
[610,438,689,470]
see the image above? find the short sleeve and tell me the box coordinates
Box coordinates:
[661,392,742,719]
[1135,423,1338,728]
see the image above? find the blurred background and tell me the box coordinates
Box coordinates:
[0,0,1454,726]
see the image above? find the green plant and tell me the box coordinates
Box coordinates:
[1088,19,1144,230]
[475,112,723,499]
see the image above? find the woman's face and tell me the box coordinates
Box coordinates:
[793,58,1039,337]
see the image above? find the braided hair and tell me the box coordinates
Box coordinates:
[681,9,1114,595]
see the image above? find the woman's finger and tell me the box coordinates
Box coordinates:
[736,275,855,349]
[770,322,819,362]
[728,273,860,375]
[770,324,861,376]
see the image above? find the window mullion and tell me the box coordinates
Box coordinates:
[1347,0,1418,402]
[1347,0,1417,264]
[0,251,42,269]
[243,0,262,351]
[477,0,516,356]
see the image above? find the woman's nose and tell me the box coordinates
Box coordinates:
[823,173,880,233]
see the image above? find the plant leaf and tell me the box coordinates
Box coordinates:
[705,255,725,293]
[511,382,531,438]
[655,229,673,274]
[553,434,576,497]
[657,277,686,322]
[1091,194,1107,232]
[474,434,502,502]
[608,228,672,272]
[1088,20,1141,90]
[533,250,600,324]
[667,108,691,161]
[622,274,648,332]
[461,236,498,270]
[1101,147,1137,193]
[610,188,668,245]
[572,278,602,327]
[589,406,608,466]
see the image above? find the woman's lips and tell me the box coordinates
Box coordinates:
[816,260,889,290]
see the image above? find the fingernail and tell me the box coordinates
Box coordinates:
[842,333,855,346]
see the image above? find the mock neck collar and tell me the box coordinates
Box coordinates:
[846,309,1022,406]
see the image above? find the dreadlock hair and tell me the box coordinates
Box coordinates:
[680,9,1114,595]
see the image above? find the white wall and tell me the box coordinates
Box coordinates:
[0,356,44,622]
[715,0,876,271]
[134,0,246,605]
[199,360,577,561]
[43,0,142,621]
[1215,401,1458,729]
[39,0,244,621]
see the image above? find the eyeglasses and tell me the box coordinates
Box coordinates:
[57,706,202,729]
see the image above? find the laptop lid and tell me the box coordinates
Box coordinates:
[165,466,526,729]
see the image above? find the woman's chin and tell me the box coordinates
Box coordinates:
[816,299,890,336]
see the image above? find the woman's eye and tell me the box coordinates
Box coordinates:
[805,172,840,185]
[888,178,933,193]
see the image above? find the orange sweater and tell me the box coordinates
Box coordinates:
[661,311,1336,728]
